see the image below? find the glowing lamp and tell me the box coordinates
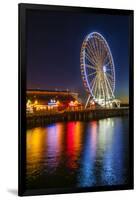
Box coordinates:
[103,65,107,73]
[69,101,74,106]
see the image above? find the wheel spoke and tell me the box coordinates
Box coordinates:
[85,51,96,66]
[94,81,98,97]
[106,72,113,80]
[104,73,114,97]
[91,75,97,93]
[87,71,97,77]
[101,79,106,101]
[104,59,112,67]
[104,74,110,99]
[88,40,98,64]
[84,64,96,70]
[86,47,97,66]
[91,38,99,62]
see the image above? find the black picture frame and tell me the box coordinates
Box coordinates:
[18,3,134,196]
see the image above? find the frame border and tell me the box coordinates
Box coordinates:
[18,3,134,196]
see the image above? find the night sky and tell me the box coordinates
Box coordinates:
[27,9,130,103]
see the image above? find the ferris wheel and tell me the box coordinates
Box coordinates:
[80,32,115,108]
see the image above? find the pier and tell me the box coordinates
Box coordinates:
[27,107,129,128]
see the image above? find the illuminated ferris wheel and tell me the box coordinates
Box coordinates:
[80,32,116,108]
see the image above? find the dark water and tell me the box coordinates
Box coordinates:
[26,116,129,190]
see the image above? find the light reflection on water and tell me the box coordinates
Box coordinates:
[26,117,129,189]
